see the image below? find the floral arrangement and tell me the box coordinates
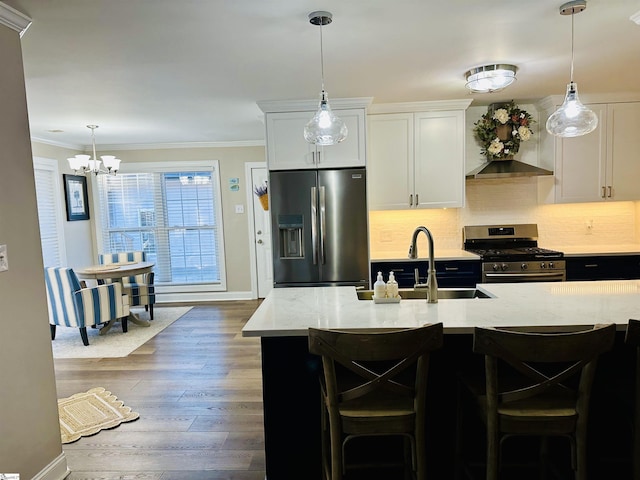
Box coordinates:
[253,184,268,197]
[473,101,534,159]
[254,183,268,211]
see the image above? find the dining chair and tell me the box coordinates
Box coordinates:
[626,319,640,480]
[98,251,155,320]
[44,267,130,345]
[456,323,616,480]
[308,323,444,480]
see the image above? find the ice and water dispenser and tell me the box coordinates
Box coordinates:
[277,214,304,258]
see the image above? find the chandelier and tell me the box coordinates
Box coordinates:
[67,125,122,175]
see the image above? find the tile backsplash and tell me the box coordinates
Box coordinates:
[369,177,640,259]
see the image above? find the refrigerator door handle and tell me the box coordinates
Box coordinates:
[319,186,326,265]
[311,186,318,265]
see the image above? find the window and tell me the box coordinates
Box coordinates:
[33,158,66,267]
[95,162,226,290]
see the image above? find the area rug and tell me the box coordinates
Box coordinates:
[51,306,192,359]
[58,387,139,444]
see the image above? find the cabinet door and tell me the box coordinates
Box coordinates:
[608,103,640,201]
[266,109,365,171]
[317,109,366,169]
[367,113,414,210]
[266,112,317,170]
[414,111,465,208]
[553,104,608,203]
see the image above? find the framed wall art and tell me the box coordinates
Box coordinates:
[63,174,90,221]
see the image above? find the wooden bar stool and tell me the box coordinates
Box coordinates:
[308,323,443,480]
[626,319,640,480]
[457,324,616,480]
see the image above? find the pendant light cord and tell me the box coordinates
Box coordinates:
[319,20,325,92]
[570,11,575,83]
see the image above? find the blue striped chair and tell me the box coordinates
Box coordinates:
[44,267,130,346]
[98,251,156,320]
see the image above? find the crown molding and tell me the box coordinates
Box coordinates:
[257,97,374,113]
[102,140,265,150]
[368,99,473,114]
[31,137,265,151]
[0,2,32,36]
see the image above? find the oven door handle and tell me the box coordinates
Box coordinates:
[485,272,566,281]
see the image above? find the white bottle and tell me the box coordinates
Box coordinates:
[387,271,399,298]
[373,271,387,299]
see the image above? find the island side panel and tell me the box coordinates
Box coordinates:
[261,336,322,480]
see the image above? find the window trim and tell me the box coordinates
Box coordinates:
[91,160,227,295]
[33,157,67,267]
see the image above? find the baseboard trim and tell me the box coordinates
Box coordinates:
[157,290,255,303]
[32,452,69,480]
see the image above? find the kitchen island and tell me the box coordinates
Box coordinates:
[243,281,640,479]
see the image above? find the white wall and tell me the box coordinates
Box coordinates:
[0,24,67,480]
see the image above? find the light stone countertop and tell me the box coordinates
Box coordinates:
[242,281,640,337]
[546,244,640,256]
[370,249,480,262]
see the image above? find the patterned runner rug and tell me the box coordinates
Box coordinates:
[58,387,139,444]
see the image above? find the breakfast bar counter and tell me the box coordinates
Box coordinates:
[242,280,640,337]
[243,281,640,479]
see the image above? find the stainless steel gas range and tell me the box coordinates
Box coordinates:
[463,224,566,283]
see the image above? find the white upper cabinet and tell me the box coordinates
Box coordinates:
[542,102,640,203]
[264,109,366,170]
[367,101,470,210]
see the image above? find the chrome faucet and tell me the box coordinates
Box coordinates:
[408,226,438,303]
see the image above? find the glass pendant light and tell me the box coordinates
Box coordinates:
[546,1,598,138]
[303,11,347,146]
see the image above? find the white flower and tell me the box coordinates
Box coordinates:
[518,126,532,141]
[487,138,504,155]
[493,108,509,124]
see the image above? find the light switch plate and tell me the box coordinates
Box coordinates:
[0,244,8,272]
[235,204,245,214]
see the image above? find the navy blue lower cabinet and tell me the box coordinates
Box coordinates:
[371,260,481,288]
[566,255,640,281]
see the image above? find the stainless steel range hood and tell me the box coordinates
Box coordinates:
[466,159,553,179]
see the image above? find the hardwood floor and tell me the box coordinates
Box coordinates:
[54,301,266,480]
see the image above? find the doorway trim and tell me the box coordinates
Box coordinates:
[245,161,268,299]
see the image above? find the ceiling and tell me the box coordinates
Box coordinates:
[5,0,640,149]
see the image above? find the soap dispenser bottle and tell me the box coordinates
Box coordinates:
[373,271,386,299]
[387,271,399,298]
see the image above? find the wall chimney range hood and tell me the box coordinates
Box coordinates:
[465,159,553,179]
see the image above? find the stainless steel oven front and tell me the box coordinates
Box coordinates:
[482,260,566,283]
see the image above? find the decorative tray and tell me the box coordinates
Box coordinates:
[373,295,401,304]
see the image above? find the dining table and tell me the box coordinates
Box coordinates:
[75,261,155,334]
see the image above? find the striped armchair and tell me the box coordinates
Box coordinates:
[44,267,130,346]
[98,251,156,320]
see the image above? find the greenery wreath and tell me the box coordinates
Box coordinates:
[473,101,535,159]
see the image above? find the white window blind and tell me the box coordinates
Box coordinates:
[95,163,225,288]
[33,158,66,268]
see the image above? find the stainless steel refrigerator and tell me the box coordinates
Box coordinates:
[270,168,369,288]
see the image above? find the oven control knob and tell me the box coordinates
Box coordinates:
[492,264,499,271]
[501,263,508,271]
[549,262,554,269]
[521,263,528,270]
[540,262,547,269]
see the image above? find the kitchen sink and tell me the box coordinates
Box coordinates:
[357,288,491,300]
